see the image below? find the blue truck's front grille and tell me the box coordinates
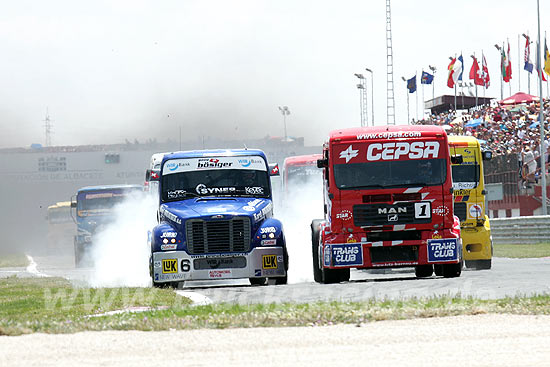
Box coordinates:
[185,217,251,254]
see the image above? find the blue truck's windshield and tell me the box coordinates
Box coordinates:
[77,188,140,216]
[162,169,270,202]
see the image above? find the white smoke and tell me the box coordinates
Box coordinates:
[86,192,157,287]
[275,176,324,284]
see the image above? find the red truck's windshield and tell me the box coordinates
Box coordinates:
[333,158,447,189]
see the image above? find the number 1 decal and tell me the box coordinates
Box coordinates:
[414,202,431,219]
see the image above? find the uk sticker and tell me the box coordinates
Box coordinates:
[427,238,458,263]
[331,244,363,267]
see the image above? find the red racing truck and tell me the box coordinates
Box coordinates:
[312,125,462,283]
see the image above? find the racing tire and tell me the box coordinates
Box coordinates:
[415,265,433,278]
[442,260,463,278]
[274,276,288,285]
[249,277,268,286]
[74,241,83,268]
[322,267,350,284]
[468,259,492,270]
[433,264,443,276]
[311,220,324,283]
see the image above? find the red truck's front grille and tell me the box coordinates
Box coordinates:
[353,203,431,226]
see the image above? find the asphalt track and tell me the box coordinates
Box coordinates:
[3,254,550,304]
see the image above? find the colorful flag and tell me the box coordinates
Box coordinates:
[482,55,490,88]
[407,75,417,93]
[456,55,464,81]
[421,71,434,84]
[525,36,534,73]
[506,41,512,81]
[470,56,485,86]
[545,38,550,76]
[536,41,547,81]
[502,42,512,83]
[447,57,456,88]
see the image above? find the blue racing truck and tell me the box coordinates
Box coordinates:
[149,149,288,287]
[72,184,143,266]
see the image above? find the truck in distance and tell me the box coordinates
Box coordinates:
[449,135,493,270]
[72,184,143,266]
[149,149,287,287]
[312,125,462,283]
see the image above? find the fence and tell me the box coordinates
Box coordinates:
[490,215,550,244]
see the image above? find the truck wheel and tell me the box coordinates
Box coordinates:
[249,277,267,286]
[74,241,83,268]
[474,259,492,270]
[442,260,463,278]
[433,264,443,276]
[311,220,323,283]
[415,265,433,278]
[275,276,288,285]
[322,267,350,284]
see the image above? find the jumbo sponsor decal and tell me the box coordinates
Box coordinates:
[163,156,267,174]
[366,141,440,161]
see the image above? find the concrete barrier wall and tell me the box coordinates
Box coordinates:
[490,215,550,244]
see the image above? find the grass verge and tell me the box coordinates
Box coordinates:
[0,254,30,268]
[493,242,550,258]
[0,277,549,336]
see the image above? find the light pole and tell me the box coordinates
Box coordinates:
[536,0,547,215]
[365,68,374,126]
[354,73,367,126]
[278,106,290,142]
[495,43,504,101]
[402,76,409,124]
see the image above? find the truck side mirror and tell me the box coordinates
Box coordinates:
[482,151,492,161]
[146,169,160,181]
[269,163,280,176]
[317,159,328,168]
[450,155,463,164]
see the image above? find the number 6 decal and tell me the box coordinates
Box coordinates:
[414,202,431,219]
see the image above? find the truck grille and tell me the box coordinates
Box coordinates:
[186,217,251,254]
[454,202,467,222]
[370,246,418,263]
[353,203,431,226]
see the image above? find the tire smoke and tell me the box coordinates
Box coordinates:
[275,176,324,284]
[86,192,157,287]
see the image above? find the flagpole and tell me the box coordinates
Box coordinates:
[518,34,521,92]
[422,70,425,120]
[416,73,419,121]
[482,50,486,99]
[508,38,512,97]
[537,0,547,215]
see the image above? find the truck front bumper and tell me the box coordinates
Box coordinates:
[151,246,286,283]
[461,225,492,261]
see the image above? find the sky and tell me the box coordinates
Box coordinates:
[1,0,550,149]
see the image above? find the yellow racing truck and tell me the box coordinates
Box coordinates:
[449,136,492,270]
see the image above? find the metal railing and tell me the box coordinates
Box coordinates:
[491,215,550,244]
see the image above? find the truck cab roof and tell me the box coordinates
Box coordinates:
[77,184,143,193]
[327,124,446,142]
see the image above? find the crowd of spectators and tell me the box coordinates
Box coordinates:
[415,98,550,187]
